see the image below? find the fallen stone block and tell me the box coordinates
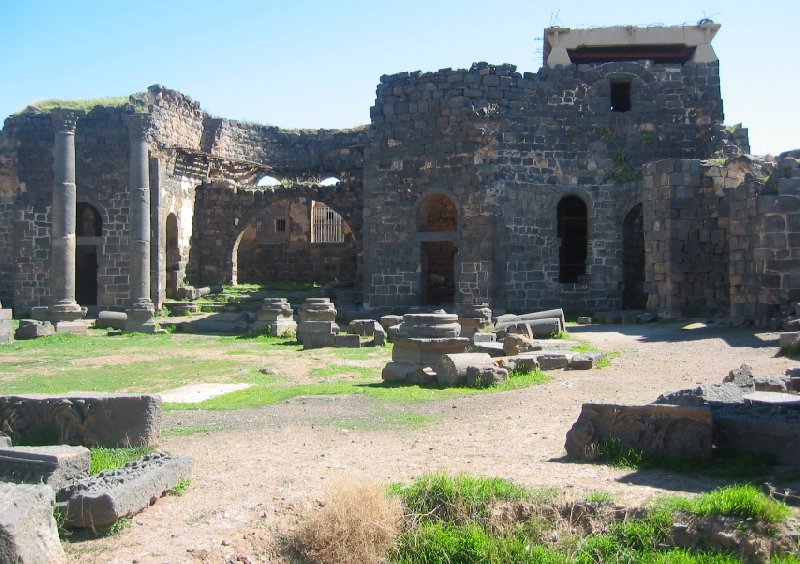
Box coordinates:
[435,353,495,387]
[568,353,605,370]
[503,333,541,356]
[94,310,127,329]
[57,452,193,528]
[0,483,64,563]
[496,318,560,339]
[576,316,591,325]
[14,320,55,340]
[53,320,88,336]
[536,352,572,370]
[302,332,337,349]
[334,334,361,348]
[381,362,417,383]
[0,435,10,447]
[391,337,470,366]
[494,309,565,331]
[372,324,387,346]
[565,403,713,461]
[466,365,508,387]
[0,445,90,489]
[714,404,800,467]
[472,341,505,357]
[743,391,800,405]
[654,383,748,406]
[723,363,755,388]
[636,312,657,323]
[472,332,496,343]
[495,355,540,372]
[348,319,379,336]
[753,376,790,393]
[0,393,162,447]
[780,332,800,349]
[379,315,403,332]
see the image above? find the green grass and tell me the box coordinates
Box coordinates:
[24,96,131,113]
[327,411,439,431]
[584,491,614,505]
[168,479,191,496]
[388,476,785,564]
[89,447,152,475]
[391,474,539,524]
[162,424,219,437]
[1,330,551,412]
[654,484,791,522]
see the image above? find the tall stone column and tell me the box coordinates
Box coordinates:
[123,114,158,333]
[48,109,87,332]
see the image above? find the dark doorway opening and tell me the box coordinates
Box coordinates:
[76,202,102,236]
[422,241,456,306]
[76,245,98,305]
[557,196,588,283]
[166,213,180,298]
[610,79,632,112]
[622,203,646,309]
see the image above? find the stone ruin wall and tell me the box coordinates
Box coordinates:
[0,85,367,313]
[187,180,363,287]
[364,60,723,313]
[642,155,800,324]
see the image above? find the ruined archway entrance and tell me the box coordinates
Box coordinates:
[622,203,646,309]
[418,194,458,306]
[165,213,180,298]
[233,198,357,285]
[75,202,101,305]
[557,196,588,283]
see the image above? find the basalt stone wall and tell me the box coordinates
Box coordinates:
[188,180,363,286]
[202,119,367,178]
[728,155,800,324]
[364,61,721,311]
[496,181,642,314]
[132,86,205,151]
[642,159,731,318]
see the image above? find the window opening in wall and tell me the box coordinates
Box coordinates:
[76,202,102,236]
[311,201,344,243]
[610,79,631,112]
[319,176,340,186]
[256,175,282,188]
[557,196,588,283]
[275,219,286,233]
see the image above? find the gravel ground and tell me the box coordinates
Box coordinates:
[66,322,798,563]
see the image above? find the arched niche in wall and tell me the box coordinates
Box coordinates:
[75,201,103,306]
[417,193,457,232]
[622,203,646,309]
[318,176,340,187]
[557,195,588,283]
[255,175,283,188]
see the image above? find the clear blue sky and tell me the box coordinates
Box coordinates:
[1,0,796,155]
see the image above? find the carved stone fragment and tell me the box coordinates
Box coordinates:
[564,403,713,461]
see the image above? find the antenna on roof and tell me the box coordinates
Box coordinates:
[549,10,563,27]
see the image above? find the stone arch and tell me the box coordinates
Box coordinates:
[557,195,588,283]
[622,202,646,309]
[197,181,361,287]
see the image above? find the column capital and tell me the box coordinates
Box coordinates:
[123,113,153,142]
[51,109,85,134]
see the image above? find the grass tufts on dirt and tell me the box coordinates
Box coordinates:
[291,475,403,564]
[90,447,152,475]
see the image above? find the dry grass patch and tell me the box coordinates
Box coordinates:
[291,474,403,564]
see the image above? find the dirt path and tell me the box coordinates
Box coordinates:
[67,323,798,563]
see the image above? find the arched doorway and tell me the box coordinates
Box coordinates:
[75,202,101,305]
[622,203,646,309]
[165,213,180,298]
[418,194,458,306]
[557,196,588,283]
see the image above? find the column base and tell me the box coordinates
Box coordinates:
[124,300,162,334]
[48,300,85,322]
